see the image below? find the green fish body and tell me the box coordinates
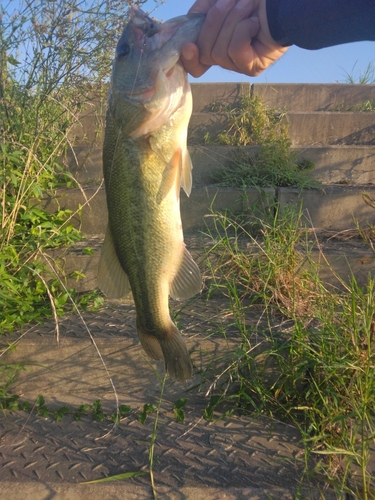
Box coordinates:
[98,8,204,381]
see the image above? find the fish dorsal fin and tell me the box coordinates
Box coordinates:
[170,246,201,301]
[98,225,131,299]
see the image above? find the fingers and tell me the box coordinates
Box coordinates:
[248,39,289,75]
[181,42,211,78]
[228,17,264,75]
[210,12,261,72]
[184,0,287,78]
[196,0,237,67]
[188,0,225,14]
[193,0,261,73]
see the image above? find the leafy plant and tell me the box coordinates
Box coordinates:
[173,397,187,423]
[207,95,288,146]
[0,0,153,336]
[207,96,317,189]
[138,403,156,424]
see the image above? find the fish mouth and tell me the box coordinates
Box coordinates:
[125,7,191,55]
[113,7,204,103]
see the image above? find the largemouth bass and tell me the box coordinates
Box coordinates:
[98,7,205,381]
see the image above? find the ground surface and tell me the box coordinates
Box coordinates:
[0,297,341,499]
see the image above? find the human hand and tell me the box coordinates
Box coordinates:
[181,0,289,77]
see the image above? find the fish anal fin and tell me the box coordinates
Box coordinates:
[98,225,131,299]
[170,246,201,301]
[137,322,164,360]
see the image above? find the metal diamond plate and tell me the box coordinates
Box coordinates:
[0,298,337,498]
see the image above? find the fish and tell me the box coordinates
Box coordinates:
[97,7,205,381]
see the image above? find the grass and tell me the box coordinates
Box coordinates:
[205,95,318,190]
[0,0,143,404]
[341,61,375,85]
[202,205,375,499]
[330,99,375,112]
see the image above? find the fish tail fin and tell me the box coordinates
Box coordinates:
[137,321,192,382]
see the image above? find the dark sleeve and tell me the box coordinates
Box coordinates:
[266,0,375,49]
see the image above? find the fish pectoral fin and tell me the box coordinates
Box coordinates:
[180,148,193,197]
[98,225,131,299]
[149,136,193,197]
[170,246,202,301]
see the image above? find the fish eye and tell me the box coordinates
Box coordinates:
[116,41,130,58]
[146,22,158,37]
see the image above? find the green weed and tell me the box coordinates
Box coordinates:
[207,95,288,146]
[204,205,375,498]
[330,99,375,112]
[214,143,317,189]
[341,61,375,84]
[206,96,317,189]
[173,397,187,423]
[0,0,140,335]
[0,0,146,398]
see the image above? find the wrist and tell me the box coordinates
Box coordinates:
[266,0,292,46]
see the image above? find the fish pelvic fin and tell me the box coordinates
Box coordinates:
[98,225,131,298]
[170,246,202,301]
[137,321,193,382]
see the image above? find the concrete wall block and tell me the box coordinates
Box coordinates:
[181,186,275,231]
[253,83,375,112]
[65,146,103,185]
[191,82,251,112]
[287,112,375,146]
[296,146,375,184]
[65,143,375,188]
[38,186,275,236]
[278,186,375,231]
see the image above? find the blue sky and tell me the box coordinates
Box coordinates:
[143,0,375,84]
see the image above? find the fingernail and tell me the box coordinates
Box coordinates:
[182,45,195,61]
[216,0,235,11]
[249,15,259,23]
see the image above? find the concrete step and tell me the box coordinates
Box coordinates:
[45,232,375,295]
[191,82,375,112]
[69,110,375,148]
[191,82,251,112]
[251,83,375,112]
[188,111,375,146]
[68,83,375,147]
[37,186,275,235]
[38,182,375,294]
[70,82,375,119]
[67,144,375,187]
[38,185,375,236]
[279,185,375,231]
